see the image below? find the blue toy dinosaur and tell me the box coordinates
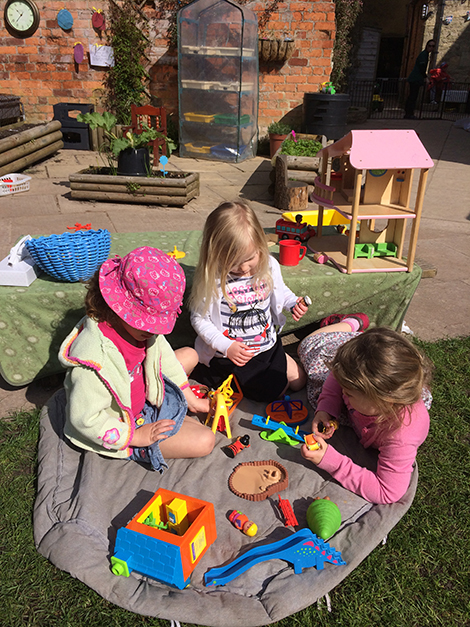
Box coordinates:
[204,528,346,587]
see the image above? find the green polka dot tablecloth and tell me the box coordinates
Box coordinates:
[0,231,421,386]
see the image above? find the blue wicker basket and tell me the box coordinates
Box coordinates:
[25,229,111,282]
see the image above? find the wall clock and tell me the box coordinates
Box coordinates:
[4,0,40,38]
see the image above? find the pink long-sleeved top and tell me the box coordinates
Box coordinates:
[316,372,430,504]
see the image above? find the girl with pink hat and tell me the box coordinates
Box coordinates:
[59,247,215,472]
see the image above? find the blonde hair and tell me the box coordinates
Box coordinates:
[189,200,272,314]
[330,327,433,435]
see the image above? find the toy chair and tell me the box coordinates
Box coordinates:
[124,104,168,163]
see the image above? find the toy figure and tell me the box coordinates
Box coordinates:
[223,434,250,458]
[229,509,258,536]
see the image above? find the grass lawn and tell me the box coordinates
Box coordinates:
[1,336,469,627]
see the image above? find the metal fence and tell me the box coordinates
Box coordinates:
[347,78,470,121]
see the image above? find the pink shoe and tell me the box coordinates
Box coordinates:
[319,313,369,331]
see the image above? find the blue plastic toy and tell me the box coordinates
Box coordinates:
[251,414,309,443]
[159,155,168,176]
[204,528,346,586]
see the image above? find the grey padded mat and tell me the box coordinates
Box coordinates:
[34,389,417,626]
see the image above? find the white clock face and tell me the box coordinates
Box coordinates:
[4,0,40,37]
[7,2,35,31]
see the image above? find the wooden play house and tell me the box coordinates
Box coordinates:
[308,130,434,273]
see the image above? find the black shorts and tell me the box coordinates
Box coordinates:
[192,337,288,403]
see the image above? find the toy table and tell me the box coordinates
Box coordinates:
[0,230,422,386]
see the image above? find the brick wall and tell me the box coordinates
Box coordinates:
[1,0,335,130]
[422,0,470,83]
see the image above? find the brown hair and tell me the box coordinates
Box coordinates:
[84,269,121,327]
[189,199,272,315]
[330,327,433,434]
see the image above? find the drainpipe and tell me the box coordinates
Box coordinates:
[430,0,445,67]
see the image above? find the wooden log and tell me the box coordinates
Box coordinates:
[287,170,318,185]
[0,140,64,177]
[0,120,62,154]
[274,154,308,212]
[70,188,198,206]
[69,180,199,197]
[285,155,320,171]
[0,131,63,168]
[69,171,199,187]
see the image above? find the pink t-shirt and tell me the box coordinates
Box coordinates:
[316,372,430,504]
[99,322,147,418]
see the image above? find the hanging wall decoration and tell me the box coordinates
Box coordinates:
[89,43,114,67]
[57,8,73,30]
[91,7,106,31]
[74,42,84,64]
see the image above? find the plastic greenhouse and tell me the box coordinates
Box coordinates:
[177,0,258,162]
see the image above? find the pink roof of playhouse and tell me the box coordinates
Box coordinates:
[317,130,434,170]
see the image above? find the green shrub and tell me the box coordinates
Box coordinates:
[267,121,292,135]
[280,137,323,157]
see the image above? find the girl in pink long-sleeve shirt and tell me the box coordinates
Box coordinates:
[299,327,432,505]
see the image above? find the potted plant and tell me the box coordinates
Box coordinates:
[267,121,292,158]
[76,111,176,176]
[279,133,323,157]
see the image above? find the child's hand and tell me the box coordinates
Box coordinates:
[312,410,336,440]
[301,435,327,465]
[227,341,254,366]
[186,394,210,415]
[131,419,175,447]
[291,297,309,321]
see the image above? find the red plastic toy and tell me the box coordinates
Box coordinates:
[277,495,298,527]
[276,216,315,242]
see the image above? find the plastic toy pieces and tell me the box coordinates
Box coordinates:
[223,434,250,458]
[260,427,299,447]
[306,497,342,540]
[190,384,209,398]
[266,395,309,426]
[204,528,346,587]
[167,245,186,259]
[251,414,308,443]
[206,375,243,438]
[304,433,320,451]
[111,488,217,590]
[229,510,258,536]
[67,222,92,232]
[278,495,298,527]
[318,419,339,433]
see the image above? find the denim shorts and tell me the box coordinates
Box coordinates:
[128,376,187,473]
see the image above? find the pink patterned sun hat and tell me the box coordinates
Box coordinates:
[99,247,186,335]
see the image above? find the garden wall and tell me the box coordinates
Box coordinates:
[0,0,335,130]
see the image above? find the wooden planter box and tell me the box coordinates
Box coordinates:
[69,169,200,207]
[270,133,321,189]
[0,120,64,177]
